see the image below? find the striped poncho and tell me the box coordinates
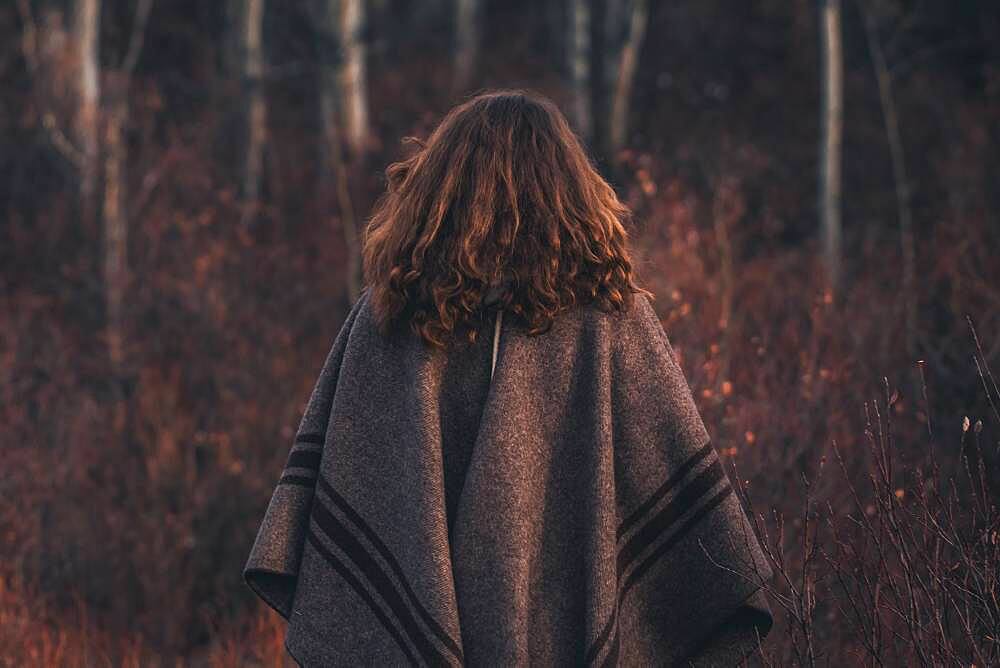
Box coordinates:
[243,286,774,666]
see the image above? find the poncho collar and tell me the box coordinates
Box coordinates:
[481,276,512,308]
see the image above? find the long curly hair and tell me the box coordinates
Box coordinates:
[361,88,654,348]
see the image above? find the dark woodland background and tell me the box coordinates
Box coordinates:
[2,0,999,665]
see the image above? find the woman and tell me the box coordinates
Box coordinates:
[244,89,774,667]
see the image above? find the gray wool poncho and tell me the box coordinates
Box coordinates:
[243,285,775,667]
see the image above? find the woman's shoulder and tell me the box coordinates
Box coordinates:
[549,289,665,355]
[573,289,660,332]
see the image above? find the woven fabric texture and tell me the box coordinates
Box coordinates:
[244,285,774,667]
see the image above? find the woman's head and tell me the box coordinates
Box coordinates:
[362,88,652,348]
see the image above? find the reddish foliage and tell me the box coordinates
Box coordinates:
[1,0,998,663]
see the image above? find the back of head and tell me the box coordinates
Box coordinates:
[361,88,653,348]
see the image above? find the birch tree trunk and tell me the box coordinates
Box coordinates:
[453,0,480,94]
[340,0,369,158]
[608,0,648,158]
[74,0,100,230]
[102,0,152,434]
[819,0,844,295]
[317,0,365,300]
[568,0,592,142]
[237,0,267,228]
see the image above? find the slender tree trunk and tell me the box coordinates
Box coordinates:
[319,86,361,302]
[819,0,844,295]
[713,176,736,335]
[453,0,480,95]
[584,0,650,171]
[74,0,100,232]
[599,0,625,152]
[17,2,84,170]
[102,0,153,434]
[588,0,612,160]
[588,0,628,164]
[340,0,369,158]
[568,0,592,142]
[237,0,267,228]
[608,0,648,158]
[102,72,129,403]
[863,7,918,358]
[710,168,740,392]
[317,0,363,300]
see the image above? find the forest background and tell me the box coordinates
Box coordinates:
[2,0,999,665]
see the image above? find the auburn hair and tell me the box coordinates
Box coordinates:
[361,88,653,349]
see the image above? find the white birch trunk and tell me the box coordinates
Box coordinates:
[340,0,369,158]
[819,0,844,294]
[318,0,362,300]
[74,0,100,220]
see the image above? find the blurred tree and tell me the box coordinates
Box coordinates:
[318,0,369,159]
[341,0,369,158]
[15,2,84,181]
[453,0,481,95]
[608,0,648,159]
[819,0,843,296]
[101,0,153,434]
[22,0,152,369]
[567,0,648,171]
[229,0,268,229]
[568,0,592,142]
[314,0,370,300]
[74,0,100,230]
